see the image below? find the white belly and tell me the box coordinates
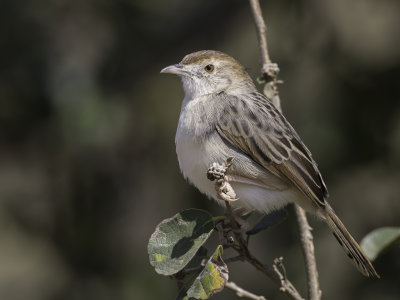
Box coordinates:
[175,128,304,213]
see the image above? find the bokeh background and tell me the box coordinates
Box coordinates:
[1,0,399,299]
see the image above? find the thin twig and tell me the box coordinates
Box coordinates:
[294,205,321,300]
[272,257,301,298]
[244,253,303,300]
[248,0,271,71]
[226,281,267,300]
[225,255,246,263]
[248,0,281,111]
[248,1,321,299]
[180,265,203,275]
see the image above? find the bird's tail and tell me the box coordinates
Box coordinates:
[323,207,380,278]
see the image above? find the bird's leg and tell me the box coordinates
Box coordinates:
[207,157,239,202]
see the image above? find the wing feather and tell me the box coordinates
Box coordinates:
[216,92,328,208]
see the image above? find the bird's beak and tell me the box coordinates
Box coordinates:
[160,63,186,76]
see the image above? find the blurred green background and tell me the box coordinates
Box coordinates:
[1,0,399,299]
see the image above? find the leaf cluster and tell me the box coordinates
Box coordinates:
[148,208,287,299]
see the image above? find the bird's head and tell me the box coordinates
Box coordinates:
[161,50,254,98]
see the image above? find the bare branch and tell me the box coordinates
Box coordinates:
[271,257,299,298]
[248,0,272,74]
[226,281,267,300]
[294,205,322,300]
[248,1,321,299]
[248,0,281,111]
[225,255,246,263]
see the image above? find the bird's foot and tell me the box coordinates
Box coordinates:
[207,156,234,181]
[207,157,238,202]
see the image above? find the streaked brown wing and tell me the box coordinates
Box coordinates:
[216,92,328,208]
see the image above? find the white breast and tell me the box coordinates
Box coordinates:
[175,128,217,199]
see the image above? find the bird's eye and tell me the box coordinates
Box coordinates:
[204,64,214,72]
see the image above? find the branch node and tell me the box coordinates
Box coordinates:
[262,63,280,81]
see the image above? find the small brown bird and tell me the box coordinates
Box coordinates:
[161,50,379,278]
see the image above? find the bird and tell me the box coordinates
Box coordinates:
[160,50,379,278]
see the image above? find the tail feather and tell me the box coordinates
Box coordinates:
[324,208,380,278]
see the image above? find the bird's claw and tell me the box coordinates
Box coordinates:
[216,180,238,202]
[207,156,235,181]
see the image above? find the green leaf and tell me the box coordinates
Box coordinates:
[176,247,208,293]
[176,273,198,300]
[185,245,228,299]
[246,209,287,235]
[185,246,209,271]
[360,227,400,261]
[148,209,215,275]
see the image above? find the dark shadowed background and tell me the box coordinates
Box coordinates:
[1,0,399,299]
